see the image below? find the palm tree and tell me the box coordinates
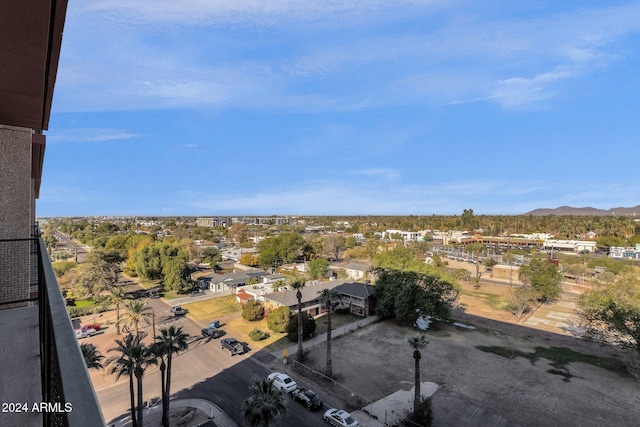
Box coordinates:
[118,299,152,336]
[153,326,190,427]
[318,288,339,377]
[107,334,140,427]
[242,377,287,427]
[408,334,429,415]
[132,334,157,427]
[81,343,104,370]
[105,285,127,335]
[290,279,306,360]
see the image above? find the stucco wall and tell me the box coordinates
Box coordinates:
[0,125,32,239]
[0,125,32,304]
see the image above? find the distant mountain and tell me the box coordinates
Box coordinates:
[525,205,640,216]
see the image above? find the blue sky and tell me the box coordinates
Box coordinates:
[40,1,640,217]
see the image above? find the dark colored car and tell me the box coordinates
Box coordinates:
[292,388,323,410]
[220,337,244,355]
[201,328,224,339]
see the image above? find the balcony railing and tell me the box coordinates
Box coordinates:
[0,237,105,426]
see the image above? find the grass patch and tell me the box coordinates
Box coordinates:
[314,312,363,336]
[476,345,625,374]
[74,298,95,308]
[183,295,240,320]
[461,289,508,310]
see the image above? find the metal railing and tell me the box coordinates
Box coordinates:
[0,237,105,426]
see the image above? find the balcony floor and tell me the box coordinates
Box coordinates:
[0,305,42,427]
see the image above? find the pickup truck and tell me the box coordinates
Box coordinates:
[291,388,323,410]
[220,337,244,355]
[171,306,187,316]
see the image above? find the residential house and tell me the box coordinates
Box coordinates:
[261,280,376,317]
[198,270,266,293]
[342,262,370,281]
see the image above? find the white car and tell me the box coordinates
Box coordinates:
[267,372,297,393]
[75,328,96,339]
[323,408,359,427]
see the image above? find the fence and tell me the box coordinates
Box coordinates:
[291,359,373,411]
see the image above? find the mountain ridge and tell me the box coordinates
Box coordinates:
[525,205,640,216]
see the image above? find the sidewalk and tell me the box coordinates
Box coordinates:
[109,398,238,427]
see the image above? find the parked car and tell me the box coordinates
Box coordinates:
[82,324,101,331]
[190,289,204,297]
[201,327,224,339]
[148,290,160,299]
[292,388,323,410]
[323,409,359,427]
[220,337,244,355]
[267,372,297,393]
[171,306,187,316]
[75,328,96,339]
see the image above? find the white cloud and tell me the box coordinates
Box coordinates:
[349,168,400,181]
[46,128,142,143]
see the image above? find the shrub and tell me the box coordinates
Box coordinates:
[249,328,270,341]
[242,300,265,321]
[286,311,317,342]
[267,306,291,333]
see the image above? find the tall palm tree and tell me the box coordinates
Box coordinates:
[81,343,104,370]
[118,299,152,336]
[242,377,287,427]
[290,279,306,360]
[107,334,140,427]
[318,288,339,377]
[407,334,429,415]
[153,326,190,427]
[132,334,156,427]
[105,285,127,335]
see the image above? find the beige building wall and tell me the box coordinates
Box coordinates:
[0,125,33,304]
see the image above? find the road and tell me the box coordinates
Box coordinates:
[98,291,329,427]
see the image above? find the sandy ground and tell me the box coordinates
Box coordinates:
[301,287,640,427]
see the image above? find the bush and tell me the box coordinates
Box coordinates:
[249,328,270,341]
[67,305,109,318]
[267,306,291,333]
[286,311,317,342]
[242,300,265,321]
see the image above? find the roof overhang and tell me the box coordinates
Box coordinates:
[0,0,69,131]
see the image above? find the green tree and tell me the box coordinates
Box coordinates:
[229,222,250,244]
[318,288,339,377]
[286,311,316,342]
[81,343,104,370]
[506,287,538,318]
[242,299,265,321]
[374,269,460,325]
[579,275,640,360]
[153,326,190,427]
[518,259,563,302]
[267,306,291,333]
[461,208,475,229]
[118,300,152,336]
[104,285,128,335]
[242,377,287,427]
[107,334,141,427]
[307,258,330,280]
[202,246,222,266]
[408,334,429,415]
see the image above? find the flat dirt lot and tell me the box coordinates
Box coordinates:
[301,281,640,427]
